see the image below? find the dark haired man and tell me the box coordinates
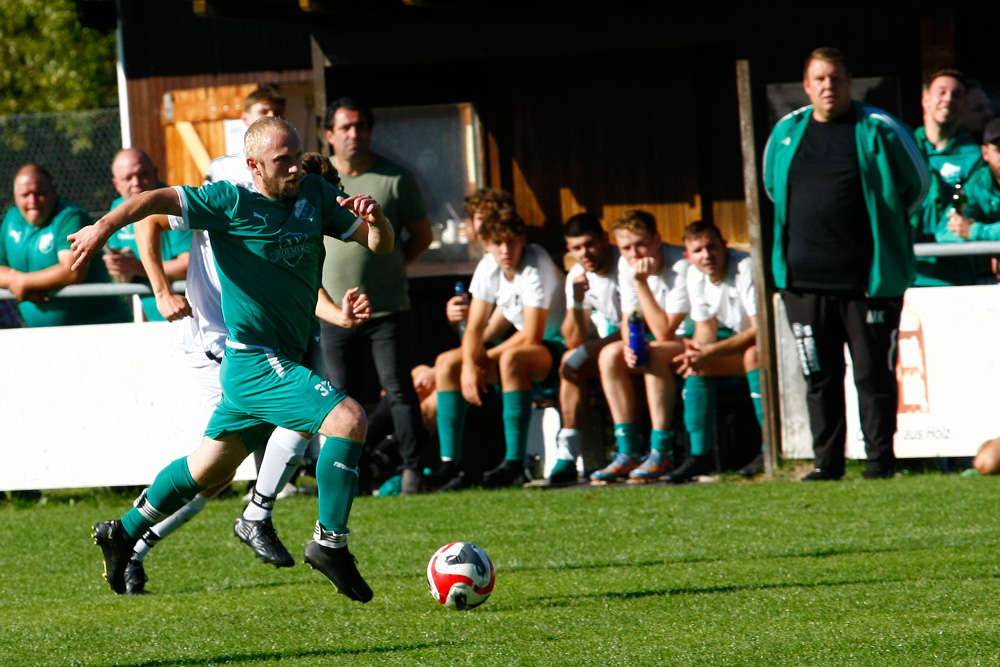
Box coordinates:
[912,69,983,286]
[763,47,929,481]
[320,97,434,495]
[546,212,620,485]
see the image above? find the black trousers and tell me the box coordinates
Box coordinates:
[320,311,428,471]
[780,289,902,473]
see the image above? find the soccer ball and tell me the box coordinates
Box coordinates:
[426,542,496,610]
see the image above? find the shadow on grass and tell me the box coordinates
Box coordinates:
[501,540,950,576]
[98,640,457,667]
[524,570,1000,607]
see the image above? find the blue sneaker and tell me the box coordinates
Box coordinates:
[627,449,673,483]
[589,453,640,485]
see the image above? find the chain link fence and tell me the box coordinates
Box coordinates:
[0,108,121,217]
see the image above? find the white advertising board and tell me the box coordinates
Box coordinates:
[0,321,256,491]
[777,286,1000,460]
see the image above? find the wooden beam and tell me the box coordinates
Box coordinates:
[736,59,781,473]
[175,121,213,178]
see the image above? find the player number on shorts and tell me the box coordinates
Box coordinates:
[314,380,334,397]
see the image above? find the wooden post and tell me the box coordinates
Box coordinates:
[736,59,781,473]
[311,36,329,155]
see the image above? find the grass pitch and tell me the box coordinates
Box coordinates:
[3,469,1000,666]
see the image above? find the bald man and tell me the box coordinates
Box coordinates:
[104,149,191,321]
[0,164,129,326]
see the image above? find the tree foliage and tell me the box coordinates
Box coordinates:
[0,0,117,114]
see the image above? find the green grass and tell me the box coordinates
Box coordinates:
[3,470,1000,666]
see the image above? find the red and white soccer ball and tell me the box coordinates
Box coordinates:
[426,542,496,610]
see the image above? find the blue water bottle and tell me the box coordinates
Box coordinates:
[627,308,647,367]
[454,280,468,337]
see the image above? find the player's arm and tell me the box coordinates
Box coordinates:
[70,187,182,270]
[403,217,433,264]
[482,304,512,341]
[561,303,591,350]
[460,296,495,405]
[340,194,394,255]
[135,215,191,321]
[561,271,591,349]
[485,305,547,361]
[0,250,85,302]
[315,286,370,328]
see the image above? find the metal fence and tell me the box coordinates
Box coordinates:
[0,108,121,216]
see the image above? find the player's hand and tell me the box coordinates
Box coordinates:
[155,291,192,321]
[445,295,469,325]
[674,338,709,376]
[341,287,370,327]
[337,194,382,223]
[623,343,643,369]
[570,272,589,305]
[631,256,656,282]
[103,249,144,280]
[69,221,114,271]
[413,366,436,401]
[460,362,486,406]
[946,210,973,240]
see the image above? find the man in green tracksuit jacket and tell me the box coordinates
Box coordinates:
[762,47,929,481]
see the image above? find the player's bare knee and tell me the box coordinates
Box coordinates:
[598,341,623,374]
[322,397,367,442]
[974,438,1000,475]
[743,345,759,371]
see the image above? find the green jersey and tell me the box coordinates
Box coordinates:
[0,198,130,327]
[321,155,426,317]
[912,127,983,286]
[174,175,360,359]
[109,191,192,321]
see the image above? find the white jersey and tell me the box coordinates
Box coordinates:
[687,248,756,334]
[618,244,691,335]
[564,246,621,338]
[204,151,251,185]
[171,228,225,359]
[470,243,566,340]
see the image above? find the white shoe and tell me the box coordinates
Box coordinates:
[275,482,298,500]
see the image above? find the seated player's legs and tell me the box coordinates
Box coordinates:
[630,341,683,482]
[483,342,555,488]
[669,341,762,484]
[428,348,468,489]
[592,339,643,483]
[550,338,606,484]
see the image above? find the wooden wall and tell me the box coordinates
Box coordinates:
[125,70,313,184]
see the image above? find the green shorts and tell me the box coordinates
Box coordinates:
[205,343,347,451]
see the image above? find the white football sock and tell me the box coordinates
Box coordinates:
[243,429,310,521]
[556,428,582,461]
[133,493,209,562]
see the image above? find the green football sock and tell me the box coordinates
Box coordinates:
[502,390,533,462]
[746,369,763,425]
[316,436,363,534]
[683,376,716,457]
[436,391,468,461]
[650,429,676,460]
[613,422,641,457]
[121,457,204,538]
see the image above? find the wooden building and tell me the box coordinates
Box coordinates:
[79,0,981,409]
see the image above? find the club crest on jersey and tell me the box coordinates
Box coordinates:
[294,198,315,220]
[269,232,311,266]
[38,232,54,254]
